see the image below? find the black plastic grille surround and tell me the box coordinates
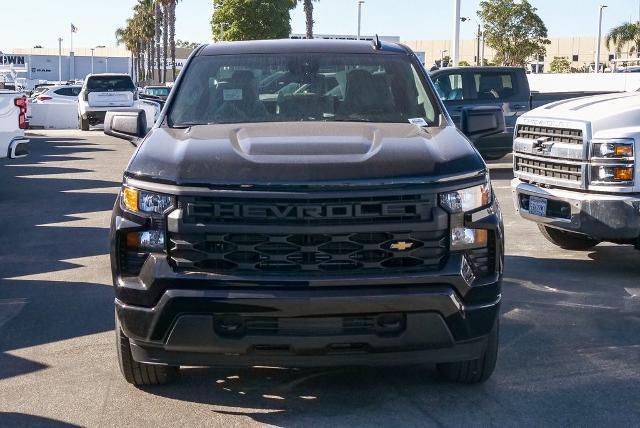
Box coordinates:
[169,230,448,275]
[178,193,435,225]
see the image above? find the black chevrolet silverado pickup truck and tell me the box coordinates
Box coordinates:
[105,39,505,386]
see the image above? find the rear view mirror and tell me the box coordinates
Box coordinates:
[460,106,505,139]
[104,109,147,142]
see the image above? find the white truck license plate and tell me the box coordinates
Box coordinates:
[528,196,548,217]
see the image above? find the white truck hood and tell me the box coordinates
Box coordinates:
[520,92,640,137]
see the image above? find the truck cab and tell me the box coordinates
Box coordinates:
[430,66,530,160]
[104,40,505,386]
[512,92,640,250]
[0,90,29,160]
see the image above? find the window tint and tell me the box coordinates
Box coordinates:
[86,76,135,92]
[168,53,437,126]
[54,87,80,96]
[474,72,516,100]
[432,73,464,101]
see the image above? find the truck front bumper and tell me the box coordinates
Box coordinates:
[117,280,500,368]
[512,179,640,241]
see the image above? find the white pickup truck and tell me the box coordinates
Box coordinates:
[0,90,29,160]
[511,92,640,250]
[78,73,159,131]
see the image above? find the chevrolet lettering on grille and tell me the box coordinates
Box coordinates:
[188,201,431,220]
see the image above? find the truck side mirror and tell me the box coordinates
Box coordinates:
[460,106,505,139]
[104,109,147,142]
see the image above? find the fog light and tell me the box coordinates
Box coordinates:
[451,227,488,250]
[126,230,165,252]
[597,166,634,182]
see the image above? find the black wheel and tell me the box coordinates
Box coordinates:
[116,315,178,386]
[79,115,90,131]
[537,224,600,250]
[437,319,499,384]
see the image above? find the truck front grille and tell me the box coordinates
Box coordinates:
[515,156,582,183]
[169,230,448,275]
[516,125,583,144]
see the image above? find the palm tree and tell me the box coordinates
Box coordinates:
[168,0,179,81]
[161,0,170,83]
[116,22,137,79]
[605,22,640,58]
[154,0,163,83]
[299,0,317,39]
[134,0,156,82]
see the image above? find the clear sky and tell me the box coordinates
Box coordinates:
[2,0,640,52]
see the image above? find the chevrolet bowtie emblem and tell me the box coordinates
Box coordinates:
[390,241,414,251]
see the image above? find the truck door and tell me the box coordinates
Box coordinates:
[471,70,529,130]
[431,71,470,126]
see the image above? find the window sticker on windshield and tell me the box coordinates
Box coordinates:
[223,89,243,101]
[408,118,428,127]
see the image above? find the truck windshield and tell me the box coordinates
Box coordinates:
[87,76,135,92]
[168,53,437,126]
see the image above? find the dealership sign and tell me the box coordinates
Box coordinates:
[0,54,26,65]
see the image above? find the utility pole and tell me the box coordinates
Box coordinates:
[596,4,608,73]
[90,48,94,74]
[476,24,481,66]
[58,37,63,82]
[452,0,461,66]
[357,1,365,40]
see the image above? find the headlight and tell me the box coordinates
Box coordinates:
[592,165,634,183]
[439,182,492,213]
[592,139,634,159]
[122,186,174,214]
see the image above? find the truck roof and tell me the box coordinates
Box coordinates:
[199,39,409,56]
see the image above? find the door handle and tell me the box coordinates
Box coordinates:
[513,104,528,110]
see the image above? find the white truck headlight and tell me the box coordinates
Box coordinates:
[592,139,634,159]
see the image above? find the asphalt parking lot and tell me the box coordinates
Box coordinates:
[0,130,638,427]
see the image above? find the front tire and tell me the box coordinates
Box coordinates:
[437,319,499,384]
[537,224,600,250]
[116,315,178,386]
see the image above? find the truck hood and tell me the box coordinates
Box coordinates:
[524,92,640,134]
[126,122,485,186]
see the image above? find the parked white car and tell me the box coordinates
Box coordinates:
[78,73,159,131]
[31,85,81,104]
[0,90,29,159]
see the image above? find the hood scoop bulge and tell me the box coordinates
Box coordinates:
[229,125,382,163]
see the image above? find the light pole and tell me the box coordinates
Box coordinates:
[58,37,63,82]
[596,4,608,73]
[452,0,461,67]
[90,48,95,74]
[357,1,365,40]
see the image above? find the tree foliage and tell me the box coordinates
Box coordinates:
[605,22,640,57]
[211,0,297,41]
[478,0,550,67]
[550,56,571,73]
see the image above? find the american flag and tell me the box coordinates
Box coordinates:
[71,23,78,33]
